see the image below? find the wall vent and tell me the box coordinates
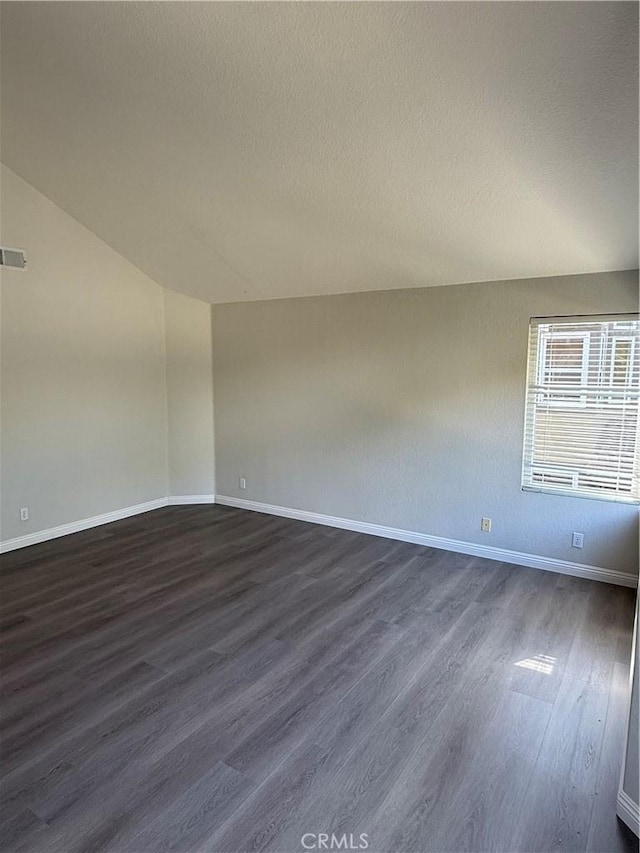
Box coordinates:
[0,247,26,269]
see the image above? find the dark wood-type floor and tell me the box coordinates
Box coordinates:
[0,505,638,853]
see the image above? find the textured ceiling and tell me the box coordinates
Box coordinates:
[1,2,638,304]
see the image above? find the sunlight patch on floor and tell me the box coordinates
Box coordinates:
[514,654,556,675]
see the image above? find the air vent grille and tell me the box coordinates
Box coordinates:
[0,247,26,269]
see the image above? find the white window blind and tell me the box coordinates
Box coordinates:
[522,314,640,503]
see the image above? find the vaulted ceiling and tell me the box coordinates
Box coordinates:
[1,2,637,303]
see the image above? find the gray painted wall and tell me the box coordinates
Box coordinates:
[164,289,215,497]
[0,165,215,543]
[213,271,639,577]
[1,165,169,541]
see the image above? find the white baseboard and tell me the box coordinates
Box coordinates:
[617,789,640,837]
[215,495,638,588]
[0,498,168,553]
[2,492,636,590]
[167,495,216,506]
[0,495,217,553]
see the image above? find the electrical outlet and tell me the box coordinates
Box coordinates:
[572,532,584,549]
[239,477,247,490]
[20,507,29,522]
[481,517,492,533]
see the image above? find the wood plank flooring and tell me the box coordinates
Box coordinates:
[0,505,638,853]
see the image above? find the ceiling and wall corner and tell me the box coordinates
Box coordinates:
[1,2,638,305]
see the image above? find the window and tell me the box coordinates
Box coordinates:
[538,331,590,406]
[522,314,640,503]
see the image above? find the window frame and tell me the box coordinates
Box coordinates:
[521,313,640,505]
[536,330,590,408]
[607,336,636,401]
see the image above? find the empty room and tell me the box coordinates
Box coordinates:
[0,2,639,852]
